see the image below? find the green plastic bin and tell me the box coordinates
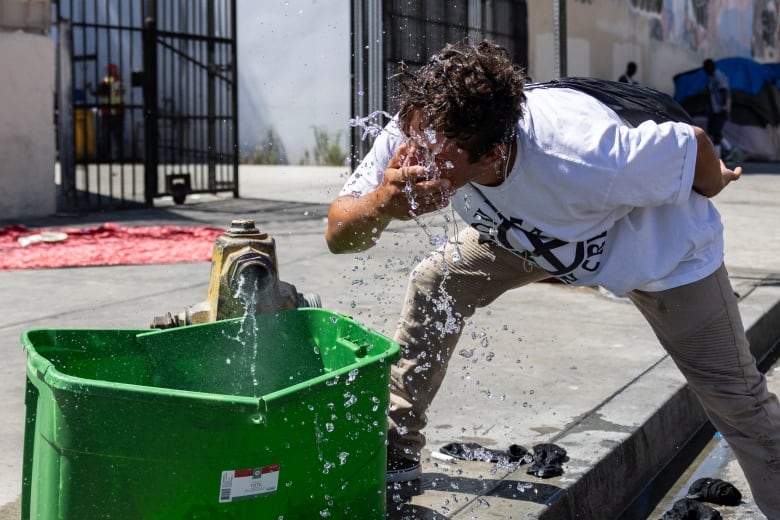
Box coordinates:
[21,308,399,519]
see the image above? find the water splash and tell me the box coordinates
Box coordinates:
[231,271,261,396]
[347,110,394,141]
[350,111,465,264]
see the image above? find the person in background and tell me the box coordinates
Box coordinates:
[326,41,779,518]
[87,63,126,161]
[618,61,638,84]
[702,58,733,160]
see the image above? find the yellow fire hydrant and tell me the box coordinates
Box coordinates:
[150,219,320,328]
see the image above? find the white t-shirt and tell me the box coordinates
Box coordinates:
[339,87,724,295]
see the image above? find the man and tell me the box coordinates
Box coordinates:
[326,41,779,518]
[88,63,126,160]
[618,61,638,84]
[702,58,731,159]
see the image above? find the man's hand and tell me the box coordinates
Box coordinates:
[376,144,453,220]
[716,158,742,192]
[325,145,455,254]
[692,127,742,198]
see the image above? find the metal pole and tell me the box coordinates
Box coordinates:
[230,0,239,198]
[348,0,382,167]
[553,0,567,78]
[469,0,483,42]
[349,0,365,166]
[142,3,158,205]
[207,1,217,191]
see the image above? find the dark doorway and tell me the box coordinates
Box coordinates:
[54,0,238,212]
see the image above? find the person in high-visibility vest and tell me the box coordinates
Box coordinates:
[87,63,126,160]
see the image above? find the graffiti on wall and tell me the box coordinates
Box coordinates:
[754,0,779,60]
[621,0,780,61]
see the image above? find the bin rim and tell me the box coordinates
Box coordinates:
[261,342,399,404]
[21,328,264,412]
[21,320,400,411]
[212,310,401,404]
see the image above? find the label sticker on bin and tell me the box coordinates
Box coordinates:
[219,465,280,502]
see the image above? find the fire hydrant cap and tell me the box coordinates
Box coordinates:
[226,219,267,237]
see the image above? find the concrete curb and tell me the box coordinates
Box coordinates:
[536,280,780,519]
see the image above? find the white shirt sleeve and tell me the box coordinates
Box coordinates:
[604,120,698,208]
[519,89,698,219]
[339,117,406,197]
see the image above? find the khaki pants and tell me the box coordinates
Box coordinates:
[389,226,780,518]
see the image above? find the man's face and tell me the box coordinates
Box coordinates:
[402,111,482,190]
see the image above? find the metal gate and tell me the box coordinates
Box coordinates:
[54,0,238,212]
[350,0,528,162]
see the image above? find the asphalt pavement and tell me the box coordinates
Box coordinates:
[1,163,779,519]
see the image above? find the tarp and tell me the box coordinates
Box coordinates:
[673,57,780,160]
[0,223,222,270]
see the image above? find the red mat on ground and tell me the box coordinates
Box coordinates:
[0,223,223,270]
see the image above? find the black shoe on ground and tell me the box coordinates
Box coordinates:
[387,453,422,483]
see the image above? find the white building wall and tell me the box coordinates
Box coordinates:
[528,0,763,96]
[0,30,55,220]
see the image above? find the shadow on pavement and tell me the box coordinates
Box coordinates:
[386,472,564,519]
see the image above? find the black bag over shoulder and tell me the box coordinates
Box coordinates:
[527,77,694,126]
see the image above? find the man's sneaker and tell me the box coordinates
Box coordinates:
[387,453,422,483]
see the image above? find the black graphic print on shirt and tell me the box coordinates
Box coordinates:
[466,189,608,286]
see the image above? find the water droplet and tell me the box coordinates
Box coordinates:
[343,392,358,407]
[429,235,447,247]
[451,247,463,266]
[459,348,475,359]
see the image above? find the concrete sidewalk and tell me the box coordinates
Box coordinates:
[1,165,779,519]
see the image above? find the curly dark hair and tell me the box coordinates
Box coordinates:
[395,40,527,161]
